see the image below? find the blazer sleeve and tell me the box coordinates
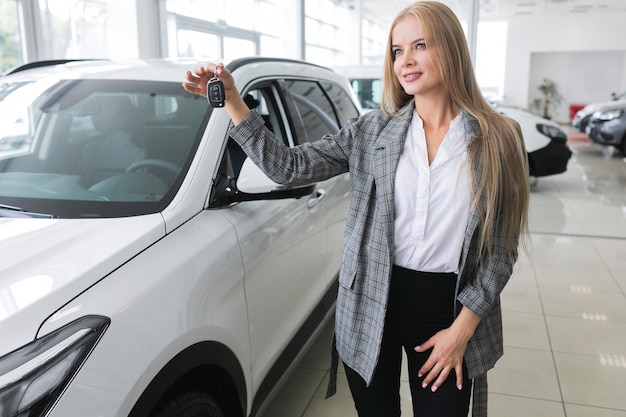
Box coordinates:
[456,212,518,318]
[228,110,355,185]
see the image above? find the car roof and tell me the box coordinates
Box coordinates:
[0,57,344,86]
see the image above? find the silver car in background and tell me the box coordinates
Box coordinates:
[587,103,626,154]
[572,92,626,133]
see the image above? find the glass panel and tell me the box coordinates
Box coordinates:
[350,78,382,110]
[305,0,320,19]
[476,21,508,101]
[361,18,386,66]
[38,0,107,59]
[281,80,338,144]
[320,81,360,124]
[260,35,284,57]
[304,0,356,67]
[256,1,277,34]
[305,17,319,45]
[223,37,256,62]
[0,0,22,73]
[177,30,221,59]
[165,0,217,22]
[0,81,41,157]
[225,0,254,29]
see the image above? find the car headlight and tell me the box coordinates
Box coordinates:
[595,109,623,121]
[536,123,567,142]
[0,316,109,417]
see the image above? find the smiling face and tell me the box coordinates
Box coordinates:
[391,16,444,100]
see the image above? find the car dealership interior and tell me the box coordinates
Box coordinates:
[1,1,625,416]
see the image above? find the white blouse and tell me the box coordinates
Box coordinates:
[393,110,471,273]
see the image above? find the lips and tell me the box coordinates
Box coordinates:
[403,72,422,82]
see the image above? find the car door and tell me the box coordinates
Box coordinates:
[217,78,342,397]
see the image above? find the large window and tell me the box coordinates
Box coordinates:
[361,17,386,66]
[0,0,22,73]
[38,0,107,59]
[161,0,290,61]
[475,21,508,101]
[304,0,356,66]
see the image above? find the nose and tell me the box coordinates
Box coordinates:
[398,50,414,68]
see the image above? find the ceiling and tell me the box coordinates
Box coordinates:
[354,0,626,27]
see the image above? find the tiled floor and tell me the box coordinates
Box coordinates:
[261,132,626,417]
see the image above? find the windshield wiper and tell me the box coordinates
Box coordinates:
[0,204,54,218]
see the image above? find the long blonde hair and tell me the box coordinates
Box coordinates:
[382,1,530,262]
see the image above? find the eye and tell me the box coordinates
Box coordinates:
[392,48,402,56]
[416,42,427,50]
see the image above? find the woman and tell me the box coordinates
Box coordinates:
[183,2,529,416]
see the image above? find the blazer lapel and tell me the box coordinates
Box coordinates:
[459,112,482,274]
[370,107,413,243]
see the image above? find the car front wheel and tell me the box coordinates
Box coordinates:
[152,391,224,417]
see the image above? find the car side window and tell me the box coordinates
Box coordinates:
[224,85,289,175]
[211,83,291,208]
[319,80,361,125]
[279,80,339,145]
[242,87,289,147]
[210,78,357,208]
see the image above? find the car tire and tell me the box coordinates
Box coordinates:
[152,391,225,417]
[620,136,626,156]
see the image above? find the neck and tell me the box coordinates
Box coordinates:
[413,92,459,129]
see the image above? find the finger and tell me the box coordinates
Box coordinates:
[455,363,464,390]
[182,72,206,96]
[181,82,202,96]
[415,336,435,354]
[420,359,442,387]
[215,63,225,77]
[197,65,210,75]
[429,366,451,393]
[184,70,198,82]
[184,70,206,87]
[417,355,436,378]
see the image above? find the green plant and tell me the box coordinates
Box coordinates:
[537,78,564,119]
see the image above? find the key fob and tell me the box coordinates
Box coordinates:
[207,77,225,107]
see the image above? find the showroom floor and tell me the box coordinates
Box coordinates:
[260,128,626,417]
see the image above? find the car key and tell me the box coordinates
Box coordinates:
[207,75,225,108]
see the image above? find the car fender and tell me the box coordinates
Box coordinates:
[40,210,251,417]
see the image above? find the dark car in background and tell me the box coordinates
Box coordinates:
[572,92,626,133]
[587,103,626,154]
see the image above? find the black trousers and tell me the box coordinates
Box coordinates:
[344,265,472,417]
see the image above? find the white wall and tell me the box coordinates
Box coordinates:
[504,11,626,124]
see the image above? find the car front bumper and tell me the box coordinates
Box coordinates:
[528,140,572,177]
[588,120,626,147]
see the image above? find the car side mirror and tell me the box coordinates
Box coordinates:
[236,157,281,194]
[218,157,315,203]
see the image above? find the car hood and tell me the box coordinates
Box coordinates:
[493,105,560,152]
[582,98,626,115]
[0,215,165,356]
[496,105,559,127]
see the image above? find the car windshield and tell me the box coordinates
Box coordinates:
[0,78,209,218]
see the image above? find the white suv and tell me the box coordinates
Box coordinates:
[0,58,359,417]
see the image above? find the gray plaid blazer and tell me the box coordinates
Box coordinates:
[229,102,518,417]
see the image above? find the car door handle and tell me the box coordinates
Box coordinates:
[307,189,326,210]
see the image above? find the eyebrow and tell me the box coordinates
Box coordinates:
[391,37,425,48]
